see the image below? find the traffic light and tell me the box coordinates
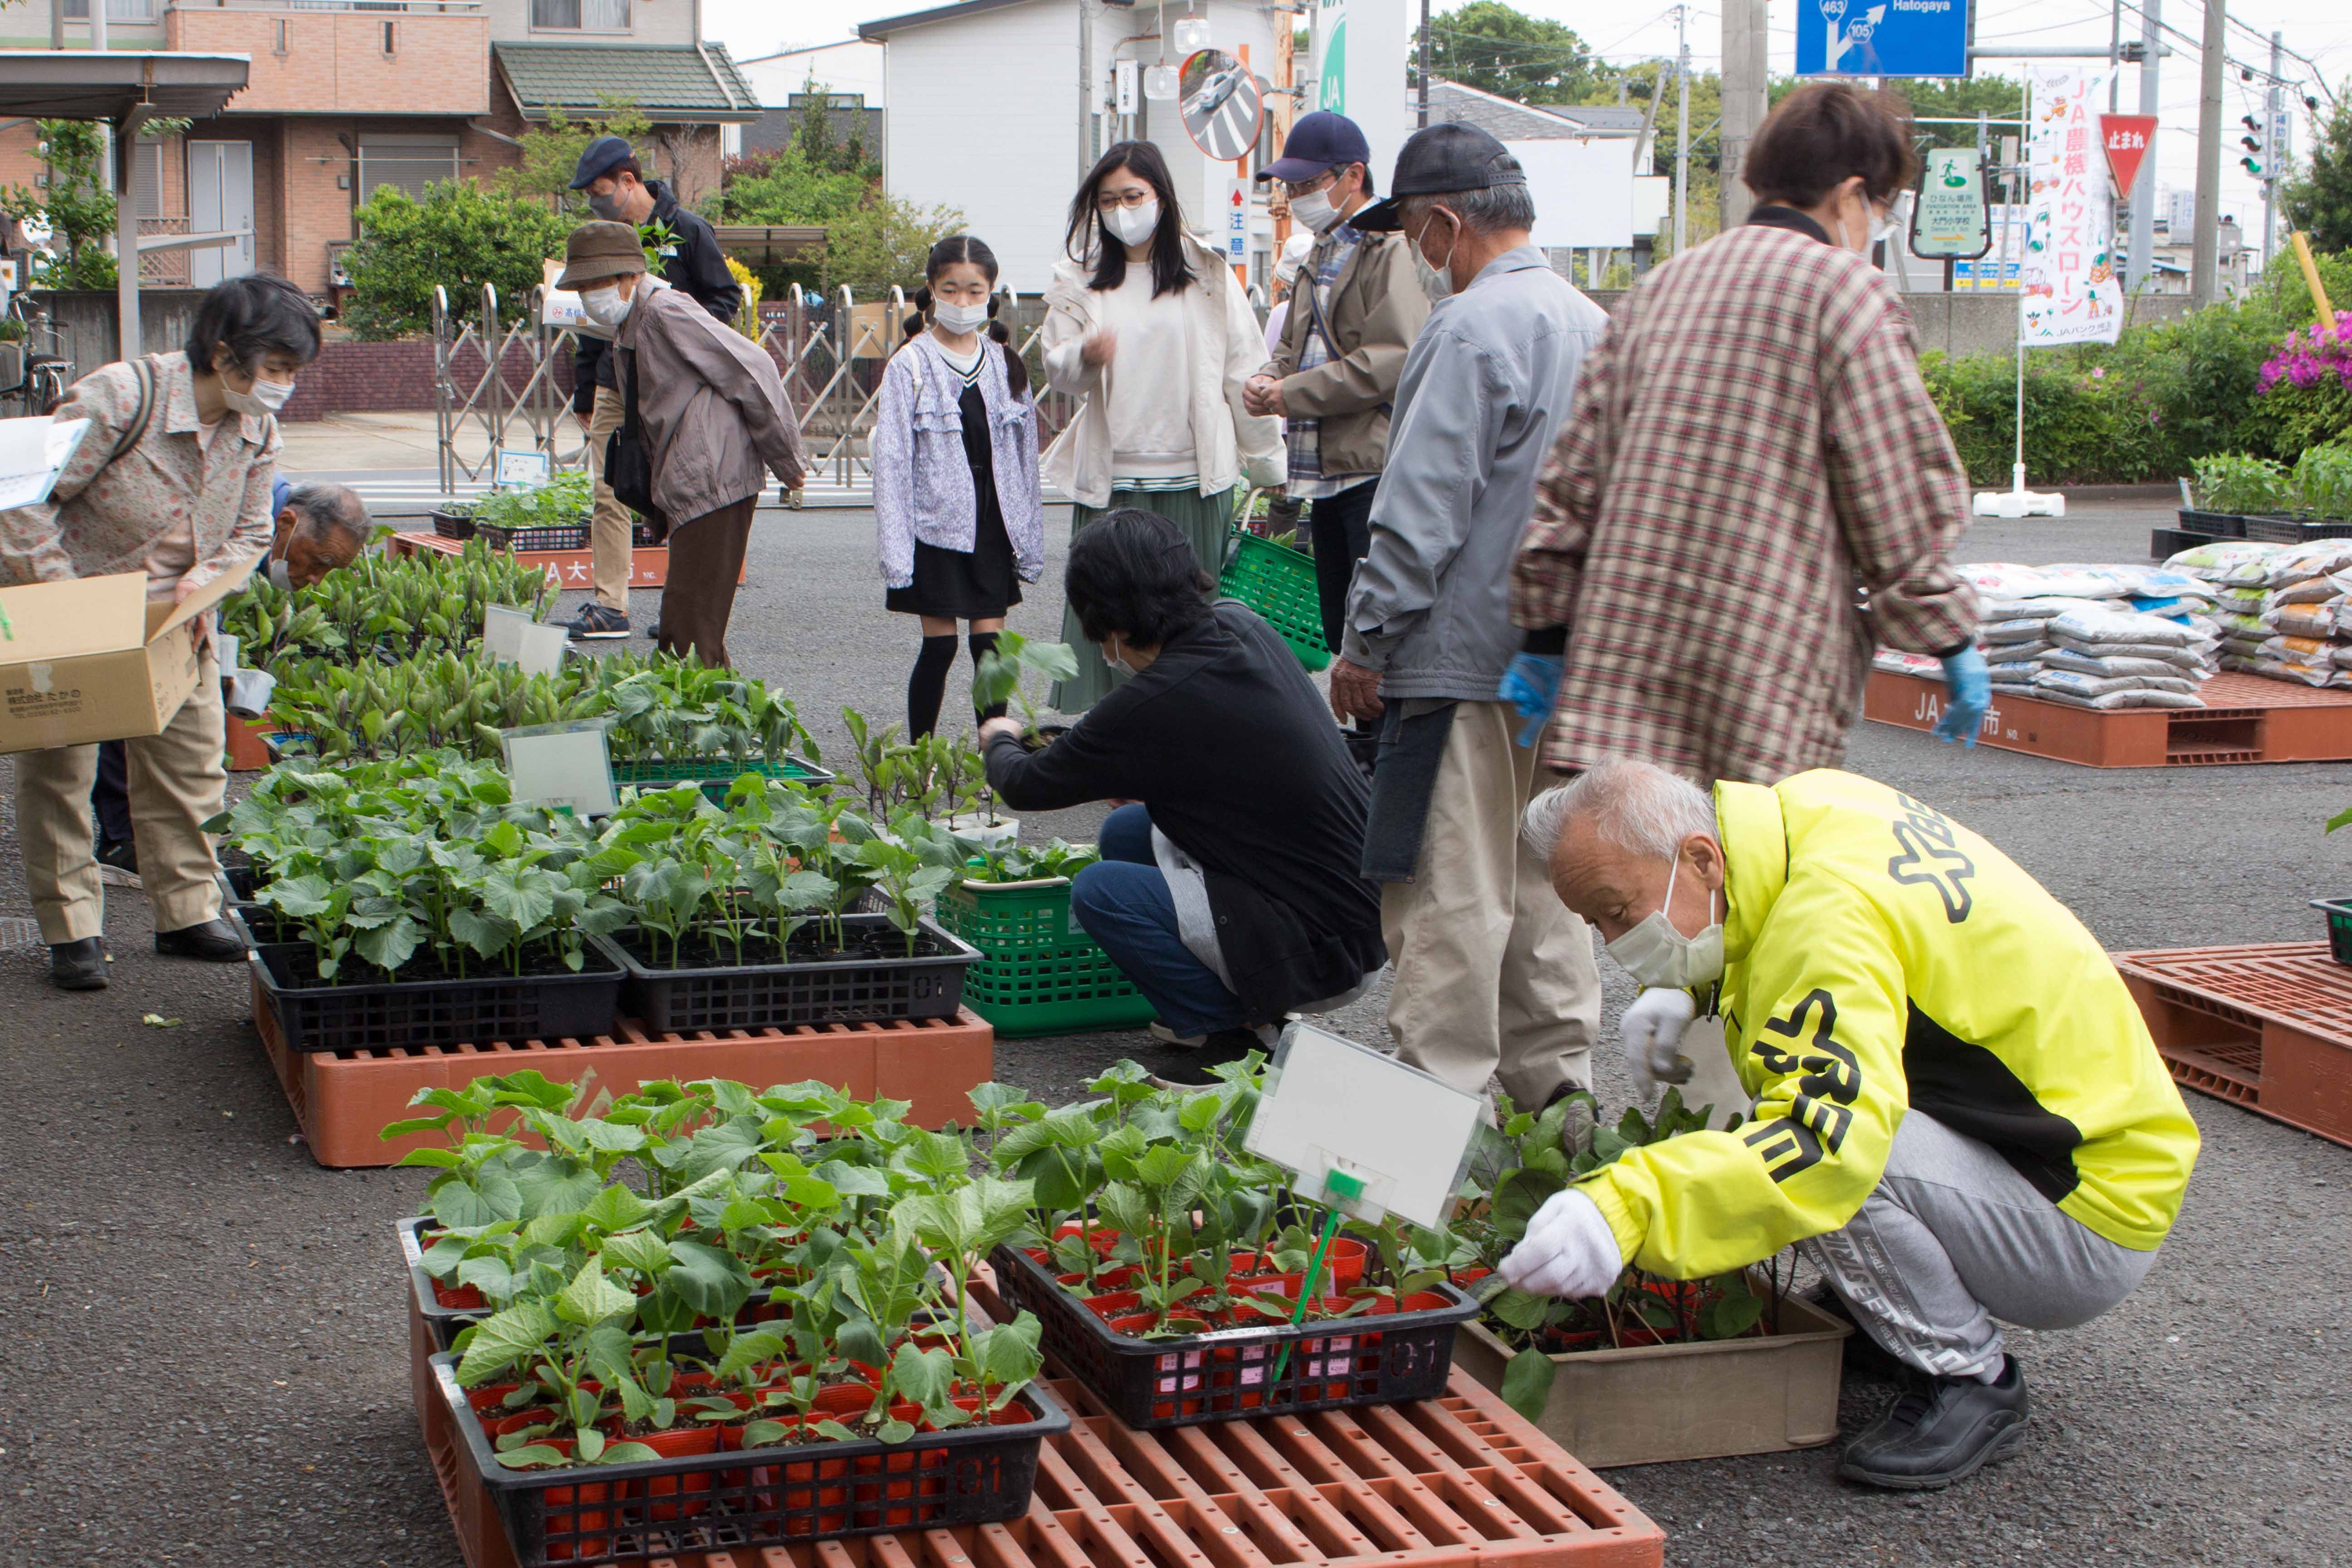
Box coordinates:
[2240,113,2268,179]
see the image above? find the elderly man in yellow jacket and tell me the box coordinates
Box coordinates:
[1501,760,2198,1491]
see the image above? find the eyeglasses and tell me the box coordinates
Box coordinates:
[1279,169,1341,200]
[1094,188,1157,211]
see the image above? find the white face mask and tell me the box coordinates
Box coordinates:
[933,299,990,335]
[267,556,294,593]
[1408,208,1460,302]
[1102,198,1160,247]
[225,374,294,417]
[1840,194,1895,255]
[1289,188,1341,234]
[581,285,632,327]
[1107,634,1141,677]
[1604,851,1725,991]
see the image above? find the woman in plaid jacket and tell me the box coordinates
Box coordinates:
[1509,83,1984,785]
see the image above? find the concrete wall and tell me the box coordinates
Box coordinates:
[40,289,208,380]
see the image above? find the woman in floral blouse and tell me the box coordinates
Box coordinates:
[0,273,317,992]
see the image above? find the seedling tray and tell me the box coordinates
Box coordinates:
[433,1349,1066,1564]
[2176,507,2247,539]
[936,877,1156,1038]
[597,916,977,1034]
[418,1286,1668,1568]
[476,519,592,552]
[253,940,624,1054]
[1220,532,1331,673]
[988,1244,1479,1431]
[433,508,479,541]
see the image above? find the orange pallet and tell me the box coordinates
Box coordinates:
[1865,669,2352,767]
[2115,942,2352,1149]
[414,1305,1665,1568]
[254,966,993,1167]
[387,529,745,591]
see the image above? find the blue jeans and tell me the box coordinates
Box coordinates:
[1069,804,1250,1039]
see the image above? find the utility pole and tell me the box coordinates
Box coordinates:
[1418,0,1431,128]
[1720,0,1767,230]
[1077,0,1094,186]
[2191,0,2225,307]
[2265,30,2283,269]
[1674,7,1691,257]
[2127,0,2161,290]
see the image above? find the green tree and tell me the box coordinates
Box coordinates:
[341,181,579,339]
[1422,2,1608,105]
[2284,94,2352,253]
[787,70,879,182]
[710,145,869,229]
[496,97,656,214]
[818,195,966,298]
[1884,74,2026,153]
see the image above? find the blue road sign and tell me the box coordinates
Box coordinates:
[1794,0,1971,78]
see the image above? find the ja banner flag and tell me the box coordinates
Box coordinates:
[2022,64,2123,347]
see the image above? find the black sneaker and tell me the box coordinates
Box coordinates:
[1838,1356,2030,1491]
[566,604,630,641]
[95,836,140,888]
[49,937,107,991]
[1150,1026,1275,1090]
[155,919,249,961]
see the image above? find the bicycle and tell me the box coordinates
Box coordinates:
[3,289,73,416]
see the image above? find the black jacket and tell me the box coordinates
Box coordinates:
[984,603,1387,1023]
[573,180,741,414]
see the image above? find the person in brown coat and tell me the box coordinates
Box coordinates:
[554,221,805,669]
[1508,83,1981,786]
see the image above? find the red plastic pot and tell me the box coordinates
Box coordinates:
[1081,1289,1144,1322]
[634,1424,722,1522]
[852,1400,930,1529]
[1321,1238,1369,1288]
[535,1438,613,1563]
[1451,1265,1493,1289]
[1290,1298,1369,1398]
[432,1280,487,1310]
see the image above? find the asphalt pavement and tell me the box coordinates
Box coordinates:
[0,498,2345,1567]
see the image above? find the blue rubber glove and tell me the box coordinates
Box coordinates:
[1935,647,1990,745]
[1499,652,1564,748]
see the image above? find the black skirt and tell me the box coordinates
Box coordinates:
[886,380,1022,620]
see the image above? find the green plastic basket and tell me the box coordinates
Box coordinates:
[1219,530,1331,672]
[936,877,1157,1038]
[611,756,835,804]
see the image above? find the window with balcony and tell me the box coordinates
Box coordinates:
[62,0,158,21]
[358,134,462,204]
[530,0,630,32]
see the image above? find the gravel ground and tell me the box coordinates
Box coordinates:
[0,499,2346,1567]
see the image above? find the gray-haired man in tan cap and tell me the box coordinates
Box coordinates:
[556,221,805,669]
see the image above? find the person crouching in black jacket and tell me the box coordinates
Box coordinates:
[980,509,1387,1084]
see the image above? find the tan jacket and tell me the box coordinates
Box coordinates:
[1263,227,1429,477]
[615,284,805,524]
[1039,231,1285,509]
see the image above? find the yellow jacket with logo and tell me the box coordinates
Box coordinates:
[1580,769,2198,1278]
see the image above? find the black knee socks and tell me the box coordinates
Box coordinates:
[970,631,1006,724]
[908,634,957,739]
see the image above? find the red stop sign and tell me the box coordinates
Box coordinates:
[2101,115,2157,195]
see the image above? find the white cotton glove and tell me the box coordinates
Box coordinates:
[1498,1188,1623,1300]
[1620,987,1698,1090]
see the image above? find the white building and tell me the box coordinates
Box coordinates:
[739,38,887,110]
[858,0,1283,294]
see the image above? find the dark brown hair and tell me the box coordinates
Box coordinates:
[1743,82,1920,209]
[1062,140,1194,299]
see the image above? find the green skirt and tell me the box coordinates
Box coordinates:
[1049,485,1239,713]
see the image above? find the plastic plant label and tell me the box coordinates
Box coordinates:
[512,619,568,677]
[1243,1023,1484,1229]
[481,603,533,663]
[500,720,616,818]
[495,448,553,488]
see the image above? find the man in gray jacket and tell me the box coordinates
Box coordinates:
[1332,124,1606,1112]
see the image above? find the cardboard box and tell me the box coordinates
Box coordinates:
[0,555,260,755]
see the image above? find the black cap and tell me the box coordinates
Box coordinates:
[1257,111,1373,184]
[1350,122,1527,232]
[570,135,636,191]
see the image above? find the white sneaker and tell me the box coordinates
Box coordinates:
[1149,1022,1206,1048]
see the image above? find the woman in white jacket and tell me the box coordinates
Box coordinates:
[1040,140,1285,710]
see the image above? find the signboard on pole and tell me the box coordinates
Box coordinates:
[1311,0,1408,214]
[1794,0,1970,78]
[2099,114,2156,196]
[1911,147,1990,258]
[2022,65,2123,347]
[1225,179,1250,265]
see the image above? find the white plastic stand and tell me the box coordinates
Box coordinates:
[1973,462,2067,518]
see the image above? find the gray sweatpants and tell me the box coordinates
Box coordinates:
[1804,1111,2159,1383]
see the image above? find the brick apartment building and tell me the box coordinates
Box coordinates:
[0,0,759,297]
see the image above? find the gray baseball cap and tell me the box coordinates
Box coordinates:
[1351,122,1528,232]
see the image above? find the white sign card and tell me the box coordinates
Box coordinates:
[500,720,617,818]
[482,603,534,663]
[1242,1024,1485,1229]
[2021,65,2124,347]
[495,448,553,488]
[512,619,568,677]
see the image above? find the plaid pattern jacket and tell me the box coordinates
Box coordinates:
[1511,219,1978,784]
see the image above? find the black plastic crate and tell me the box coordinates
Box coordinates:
[986,1242,1479,1431]
[432,508,478,541]
[595,916,977,1034]
[405,1216,486,1351]
[254,940,623,1053]
[226,901,302,949]
[2152,527,2220,562]
[434,1347,1065,1563]
[2243,512,2321,544]
[2177,508,2246,539]
[2311,898,2352,966]
[476,520,592,552]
